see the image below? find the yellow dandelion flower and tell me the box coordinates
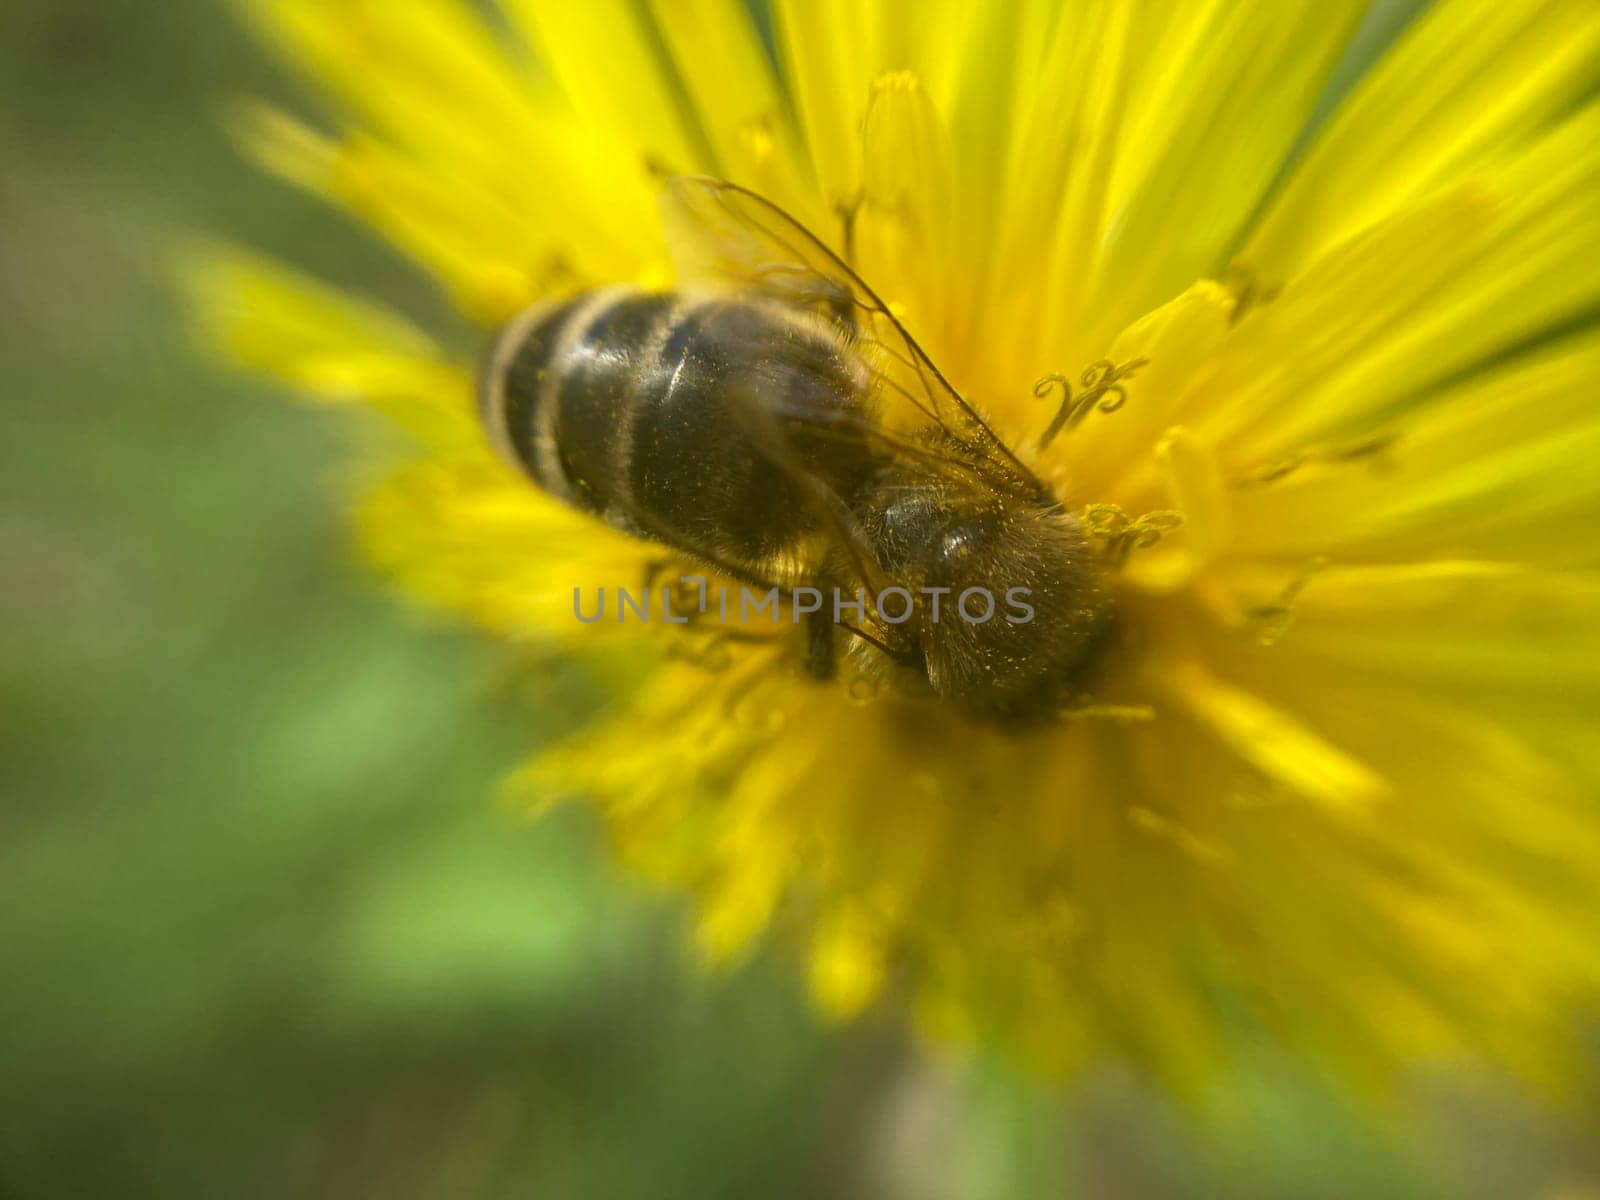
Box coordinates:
[189,0,1600,1101]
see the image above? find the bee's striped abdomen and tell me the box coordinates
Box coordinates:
[480,290,659,525]
[480,289,874,578]
[555,294,676,517]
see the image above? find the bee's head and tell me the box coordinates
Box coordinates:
[866,489,1111,721]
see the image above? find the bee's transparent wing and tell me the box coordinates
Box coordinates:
[659,175,1045,500]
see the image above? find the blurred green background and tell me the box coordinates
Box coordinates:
[1,2,1596,1197]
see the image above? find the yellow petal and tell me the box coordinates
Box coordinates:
[1252,561,1600,699]
[1045,279,1234,496]
[1089,2,1365,345]
[503,0,707,173]
[1157,425,1230,564]
[180,248,474,449]
[807,905,889,1019]
[247,0,550,158]
[358,459,657,645]
[233,105,553,320]
[1210,560,1600,789]
[1195,184,1504,456]
[1218,106,1600,465]
[937,0,1058,313]
[1239,0,1600,284]
[977,0,1134,370]
[857,70,955,333]
[1164,660,1388,814]
[645,0,805,194]
[245,0,660,296]
[773,0,873,208]
[1225,332,1600,566]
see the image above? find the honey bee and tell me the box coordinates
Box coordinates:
[478,176,1110,721]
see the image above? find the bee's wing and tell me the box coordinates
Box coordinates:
[659,175,1046,501]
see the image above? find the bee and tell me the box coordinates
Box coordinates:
[478,176,1110,721]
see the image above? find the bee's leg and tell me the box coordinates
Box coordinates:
[805,604,837,680]
[826,194,867,335]
[640,555,674,591]
[835,194,862,269]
